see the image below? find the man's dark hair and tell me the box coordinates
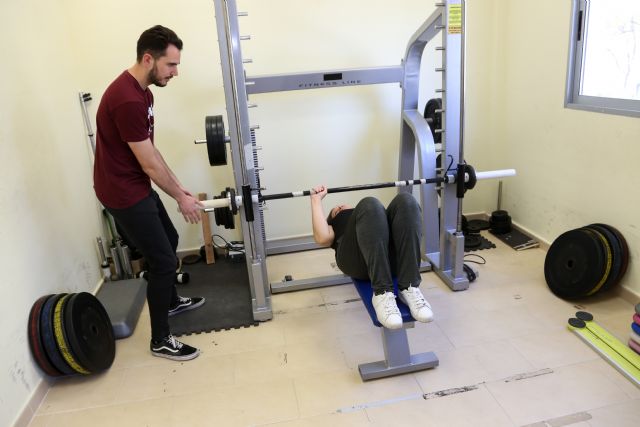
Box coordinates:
[136,25,183,61]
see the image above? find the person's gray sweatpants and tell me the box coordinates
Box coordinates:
[335,192,422,294]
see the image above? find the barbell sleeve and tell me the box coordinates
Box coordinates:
[474,168,516,181]
[201,196,245,212]
[446,168,516,184]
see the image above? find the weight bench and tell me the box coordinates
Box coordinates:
[353,278,439,381]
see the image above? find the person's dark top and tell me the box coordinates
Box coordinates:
[327,209,353,250]
[94,70,155,209]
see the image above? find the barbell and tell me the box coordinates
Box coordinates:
[201,166,516,229]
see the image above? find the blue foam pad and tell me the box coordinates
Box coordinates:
[352,278,415,327]
[632,322,640,336]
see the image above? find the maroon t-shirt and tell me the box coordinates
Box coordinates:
[93,71,154,209]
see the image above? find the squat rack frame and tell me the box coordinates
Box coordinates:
[211,0,469,321]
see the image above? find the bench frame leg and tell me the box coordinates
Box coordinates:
[358,324,439,381]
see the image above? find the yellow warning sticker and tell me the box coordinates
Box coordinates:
[448,4,462,34]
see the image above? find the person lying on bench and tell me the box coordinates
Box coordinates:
[310,185,434,329]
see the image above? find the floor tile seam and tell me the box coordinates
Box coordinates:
[429,321,456,350]
[108,377,300,411]
[196,343,292,359]
[576,397,640,418]
[272,305,355,317]
[232,364,354,384]
[36,370,129,416]
[495,359,636,402]
[315,368,558,418]
[34,392,175,417]
[475,382,518,427]
[501,335,552,372]
[519,409,593,427]
[278,300,366,315]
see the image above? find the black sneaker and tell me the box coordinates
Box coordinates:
[150,335,200,361]
[168,296,205,317]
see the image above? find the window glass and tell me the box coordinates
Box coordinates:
[581,0,640,101]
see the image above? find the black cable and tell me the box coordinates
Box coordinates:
[212,234,245,254]
[463,253,486,265]
[445,155,455,174]
[462,253,485,283]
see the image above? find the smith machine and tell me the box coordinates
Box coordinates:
[197,0,515,321]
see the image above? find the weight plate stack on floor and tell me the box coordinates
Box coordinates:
[630,310,640,355]
[39,293,76,376]
[28,292,116,377]
[64,292,116,373]
[584,224,621,294]
[544,224,629,299]
[53,294,91,375]
[489,210,512,234]
[28,294,63,377]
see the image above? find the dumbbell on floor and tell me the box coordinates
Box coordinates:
[138,270,190,284]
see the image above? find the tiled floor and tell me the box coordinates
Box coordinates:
[28,233,640,426]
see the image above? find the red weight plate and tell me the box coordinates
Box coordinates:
[28,294,62,376]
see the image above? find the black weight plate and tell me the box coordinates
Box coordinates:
[585,224,621,293]
[40,293,75,376]
[465,233,482,249]
[580,228,612,296]
[467,219,490,233]
[65,292,116,372]
[568,318,586,328]
[53,294,91,375]
[423,98,442,143]
[491,210,510,220]
[575,311,594,322]
[464,164,476,191]
[490,210,512,234]
[544,229,607,299]
[28,294,62,376]
[597,224,629,289]
[205,115,227,166]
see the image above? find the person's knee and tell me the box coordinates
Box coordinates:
[146,253,178,276]
[394,192,420,212]
[356,196,384,213]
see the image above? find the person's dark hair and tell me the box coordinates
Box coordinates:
[136,25,183,62]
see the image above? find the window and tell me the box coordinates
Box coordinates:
[565,0,640,117]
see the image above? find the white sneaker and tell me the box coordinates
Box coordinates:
[372,292,403,329]
[399,287,434,323]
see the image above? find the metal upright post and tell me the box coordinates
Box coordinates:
[213,0,272,320]
[438,0,468,290]
[399,0,468,291]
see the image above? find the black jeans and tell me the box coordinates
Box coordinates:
[107,190,179,341]
[335,192,422,293]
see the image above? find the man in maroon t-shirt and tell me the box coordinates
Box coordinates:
[94,25,204,361]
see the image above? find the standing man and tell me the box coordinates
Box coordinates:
[94,25,205,361]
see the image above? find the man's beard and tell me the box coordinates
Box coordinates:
[148,63,167,87]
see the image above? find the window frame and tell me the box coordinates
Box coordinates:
[565,0,640,118]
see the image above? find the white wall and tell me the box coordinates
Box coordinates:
[0,1,101,426]
[479,0,640,298]
[227,0,444,238]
